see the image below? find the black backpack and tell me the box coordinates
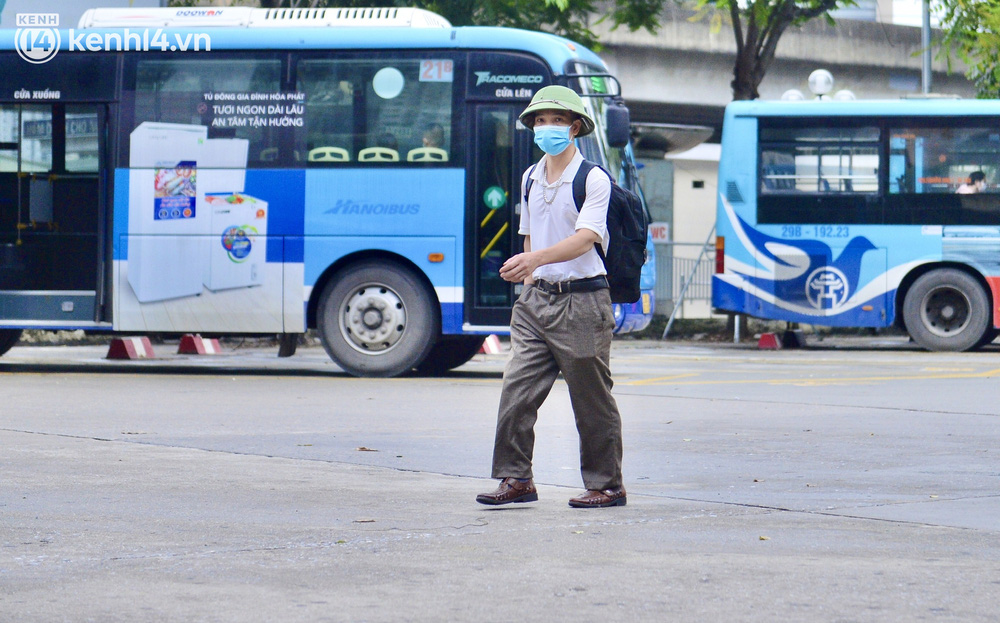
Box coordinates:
[524,160,648,303]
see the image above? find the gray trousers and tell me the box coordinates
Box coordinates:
[491,285,623,490]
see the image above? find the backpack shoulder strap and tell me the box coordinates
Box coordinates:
[523,163,539,205]
[572,160,610,263]
[571,160,599,212]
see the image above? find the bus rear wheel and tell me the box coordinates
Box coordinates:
[416,335,486,375]
[902,269,990,352]
[0,329,22,357]
[317,261,438,377]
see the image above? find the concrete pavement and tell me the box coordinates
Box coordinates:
[2,339,999,621]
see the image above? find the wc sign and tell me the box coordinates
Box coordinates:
[649,221,670,243]
[15,13,61,65]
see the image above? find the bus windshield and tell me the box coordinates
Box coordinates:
[571,64,625,183]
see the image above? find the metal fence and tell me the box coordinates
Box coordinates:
[654,241,715,316]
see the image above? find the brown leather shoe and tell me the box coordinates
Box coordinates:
[476,477,538,505]
[568,487,626,508]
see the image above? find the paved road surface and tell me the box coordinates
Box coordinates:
[2,338,998,621]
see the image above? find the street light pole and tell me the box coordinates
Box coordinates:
[922,0,932,94]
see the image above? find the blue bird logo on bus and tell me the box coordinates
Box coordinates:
[715,196,885,323]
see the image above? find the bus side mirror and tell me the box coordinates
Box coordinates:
[605,100,631,148]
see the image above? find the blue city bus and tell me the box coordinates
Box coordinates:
[0,6,654,375]
[713,98,1000,351]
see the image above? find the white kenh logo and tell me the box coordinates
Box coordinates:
[14,13,212,65]
[15,14,61,64]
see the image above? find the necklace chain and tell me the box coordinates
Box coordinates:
[540,162,567,204]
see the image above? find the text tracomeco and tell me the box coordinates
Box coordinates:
[474,72,543,87]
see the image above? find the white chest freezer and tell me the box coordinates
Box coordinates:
[204,192,268,291]
[127,122,209,302]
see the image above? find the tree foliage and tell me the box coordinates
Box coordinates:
[251,0,663,49]
[937,0,1000,99]
[692,0,854,100]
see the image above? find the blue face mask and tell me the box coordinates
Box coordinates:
[533,125,573,156]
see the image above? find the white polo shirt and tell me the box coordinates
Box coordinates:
[518,150,611,282]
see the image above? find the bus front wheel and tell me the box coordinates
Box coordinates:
[902,269,990,352]
[317,261,438,377]
[0,329,22,357]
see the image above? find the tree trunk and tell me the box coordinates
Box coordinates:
[730,7,761,101]
[731,39,762,100]
[731,62,760,101]
[728,0,843,101]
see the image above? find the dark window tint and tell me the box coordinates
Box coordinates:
[760,125,879,194]
[889,125,1000,194]
[758,122,881,224]
[1,105,51,172]
[296,57,454,166]
[133,57,285,167]
[0,104,98,174]
[886,122,1000,225]
[65,105,100,173]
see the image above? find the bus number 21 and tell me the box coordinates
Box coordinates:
[420,59,454,82]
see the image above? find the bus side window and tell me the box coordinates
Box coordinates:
[758,122,880,224]
[889,126,1000,196]
[760,125,879,194]
[297,57,453,167]
[885,124,1000,225]
[0,106,16,174]
[761,161,796,192]
[132,56,285,167]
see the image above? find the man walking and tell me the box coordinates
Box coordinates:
[476,86,625,509]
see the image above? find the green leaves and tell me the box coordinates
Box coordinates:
[937,0,1000,98]
[603,0,664,32]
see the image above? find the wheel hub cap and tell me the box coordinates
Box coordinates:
[362,308,383,329]
[340,285,406,353]
[921,287,970,337]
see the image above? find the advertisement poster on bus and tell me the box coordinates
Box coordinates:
[115,115,303,333]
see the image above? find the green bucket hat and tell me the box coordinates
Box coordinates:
[519,85,596,137]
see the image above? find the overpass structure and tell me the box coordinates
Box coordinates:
[595,6,973,151]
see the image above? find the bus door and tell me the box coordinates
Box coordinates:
[466,104,537,328]
[0,102,108,325]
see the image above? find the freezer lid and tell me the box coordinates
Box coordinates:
[201,138,250,193]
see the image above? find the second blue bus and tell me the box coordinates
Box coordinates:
[714,98,1000,351]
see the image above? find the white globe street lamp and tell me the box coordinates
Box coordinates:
[808,69,835,99]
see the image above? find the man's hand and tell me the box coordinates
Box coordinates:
[499,229,601,283]
[500,252,541,283]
